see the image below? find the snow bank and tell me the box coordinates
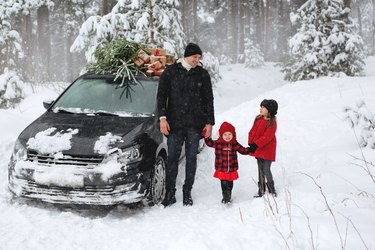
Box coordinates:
[0,59,374,250]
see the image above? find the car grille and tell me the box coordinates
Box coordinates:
[27,152,103,167]
[10,179,143,205]
[27,181,115,193]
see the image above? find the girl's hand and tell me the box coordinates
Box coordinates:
[248,143,258,153]
[202,124,213,138]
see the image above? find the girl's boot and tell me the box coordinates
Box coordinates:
[267,181,277,197]
[222,190,231,204]
[253,182,265,198]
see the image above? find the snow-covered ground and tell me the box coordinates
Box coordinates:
[1,60,375,250]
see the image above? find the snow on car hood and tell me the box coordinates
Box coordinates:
[18,111,151,156]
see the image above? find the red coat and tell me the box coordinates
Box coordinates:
[205,137,250,181]
[248,116,277,161]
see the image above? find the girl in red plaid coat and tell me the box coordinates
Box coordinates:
[204,121,251,203]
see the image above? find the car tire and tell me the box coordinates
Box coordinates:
[149,155,166,205]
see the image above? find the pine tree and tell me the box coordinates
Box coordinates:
[201,52,222,85]
[244,37,265,68]
[0,69,24,109]
[71,0,186,62]
[0,1,27,108]
[282,0,365,81]
[0,1,23,72]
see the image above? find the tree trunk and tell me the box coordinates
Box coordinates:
[275,0,287,58]
[246,0,252,38]
[254,0,263,48]
[147,0,155,45]
[231,0,238,62]
[23,14,34,82]
[226,0,237,61]
[238,0,246,63]
[100,0,109,16]
[343,0,351,9]
[192,0,198,42]
[37,5,51,83]
[181,0,191,42]
[357,7,362,37]
[373,0,375,55]
[262,0,269,60]
[343,0,351,21]
[65,34,73,82]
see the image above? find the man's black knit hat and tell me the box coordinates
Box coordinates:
[184,43,202,57]
[260,99,278,116]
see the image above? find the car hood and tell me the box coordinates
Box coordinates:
[18,111,153,157]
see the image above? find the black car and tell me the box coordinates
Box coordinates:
[8,74,168,206]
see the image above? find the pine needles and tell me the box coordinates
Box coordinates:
[85,38,146,84]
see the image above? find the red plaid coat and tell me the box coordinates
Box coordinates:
[205,137,251,181]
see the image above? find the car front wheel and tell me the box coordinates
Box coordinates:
[149,155,166,205]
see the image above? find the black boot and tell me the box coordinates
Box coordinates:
[183,190,193,206]
[162,189,176,207]
[221,190,232,204]
[254,182,266,198]
[267,182,277,197]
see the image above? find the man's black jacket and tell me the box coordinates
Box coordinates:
[157,61,215,132]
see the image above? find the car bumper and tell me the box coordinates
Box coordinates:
[8,159,148,205]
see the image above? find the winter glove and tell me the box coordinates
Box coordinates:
[248,143,258,153]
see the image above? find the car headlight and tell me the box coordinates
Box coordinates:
[12,139,27,161]
[103,145,142,164]
[119,145,142,163]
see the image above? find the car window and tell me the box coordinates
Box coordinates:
[52,78,158,116]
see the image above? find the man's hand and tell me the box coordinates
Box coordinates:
[160,118,170,135]
[202,124,213,138]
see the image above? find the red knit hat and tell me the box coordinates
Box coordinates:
[219,121,236,139]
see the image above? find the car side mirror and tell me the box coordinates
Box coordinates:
[43,99,54,110]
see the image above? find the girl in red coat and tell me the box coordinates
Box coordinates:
[248,99,278,197]
[204,121,251,203]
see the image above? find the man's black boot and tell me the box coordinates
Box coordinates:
[183,190,193,206]
[162,189,176,207]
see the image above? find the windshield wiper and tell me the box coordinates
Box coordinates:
[131,112,153,117]
[54,108,76,114]
[93,111,119,117]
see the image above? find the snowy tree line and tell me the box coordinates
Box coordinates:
[1,0,375,85]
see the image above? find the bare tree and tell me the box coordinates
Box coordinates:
[238,0,246,62]
[37,5,51,82]
[373,0,375,54]
[254,0,263,48]
[101,0,109,16]
[22,14,34,82]
[192,0,198,42]
[180,0,188,39]
[226,0,238,61]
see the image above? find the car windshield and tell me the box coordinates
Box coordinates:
[52,77,158,117]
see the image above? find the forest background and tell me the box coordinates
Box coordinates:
[1,0,375,85]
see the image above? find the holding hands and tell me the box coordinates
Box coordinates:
[248,143,258,153]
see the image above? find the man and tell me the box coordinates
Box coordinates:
[157,43,215,206]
